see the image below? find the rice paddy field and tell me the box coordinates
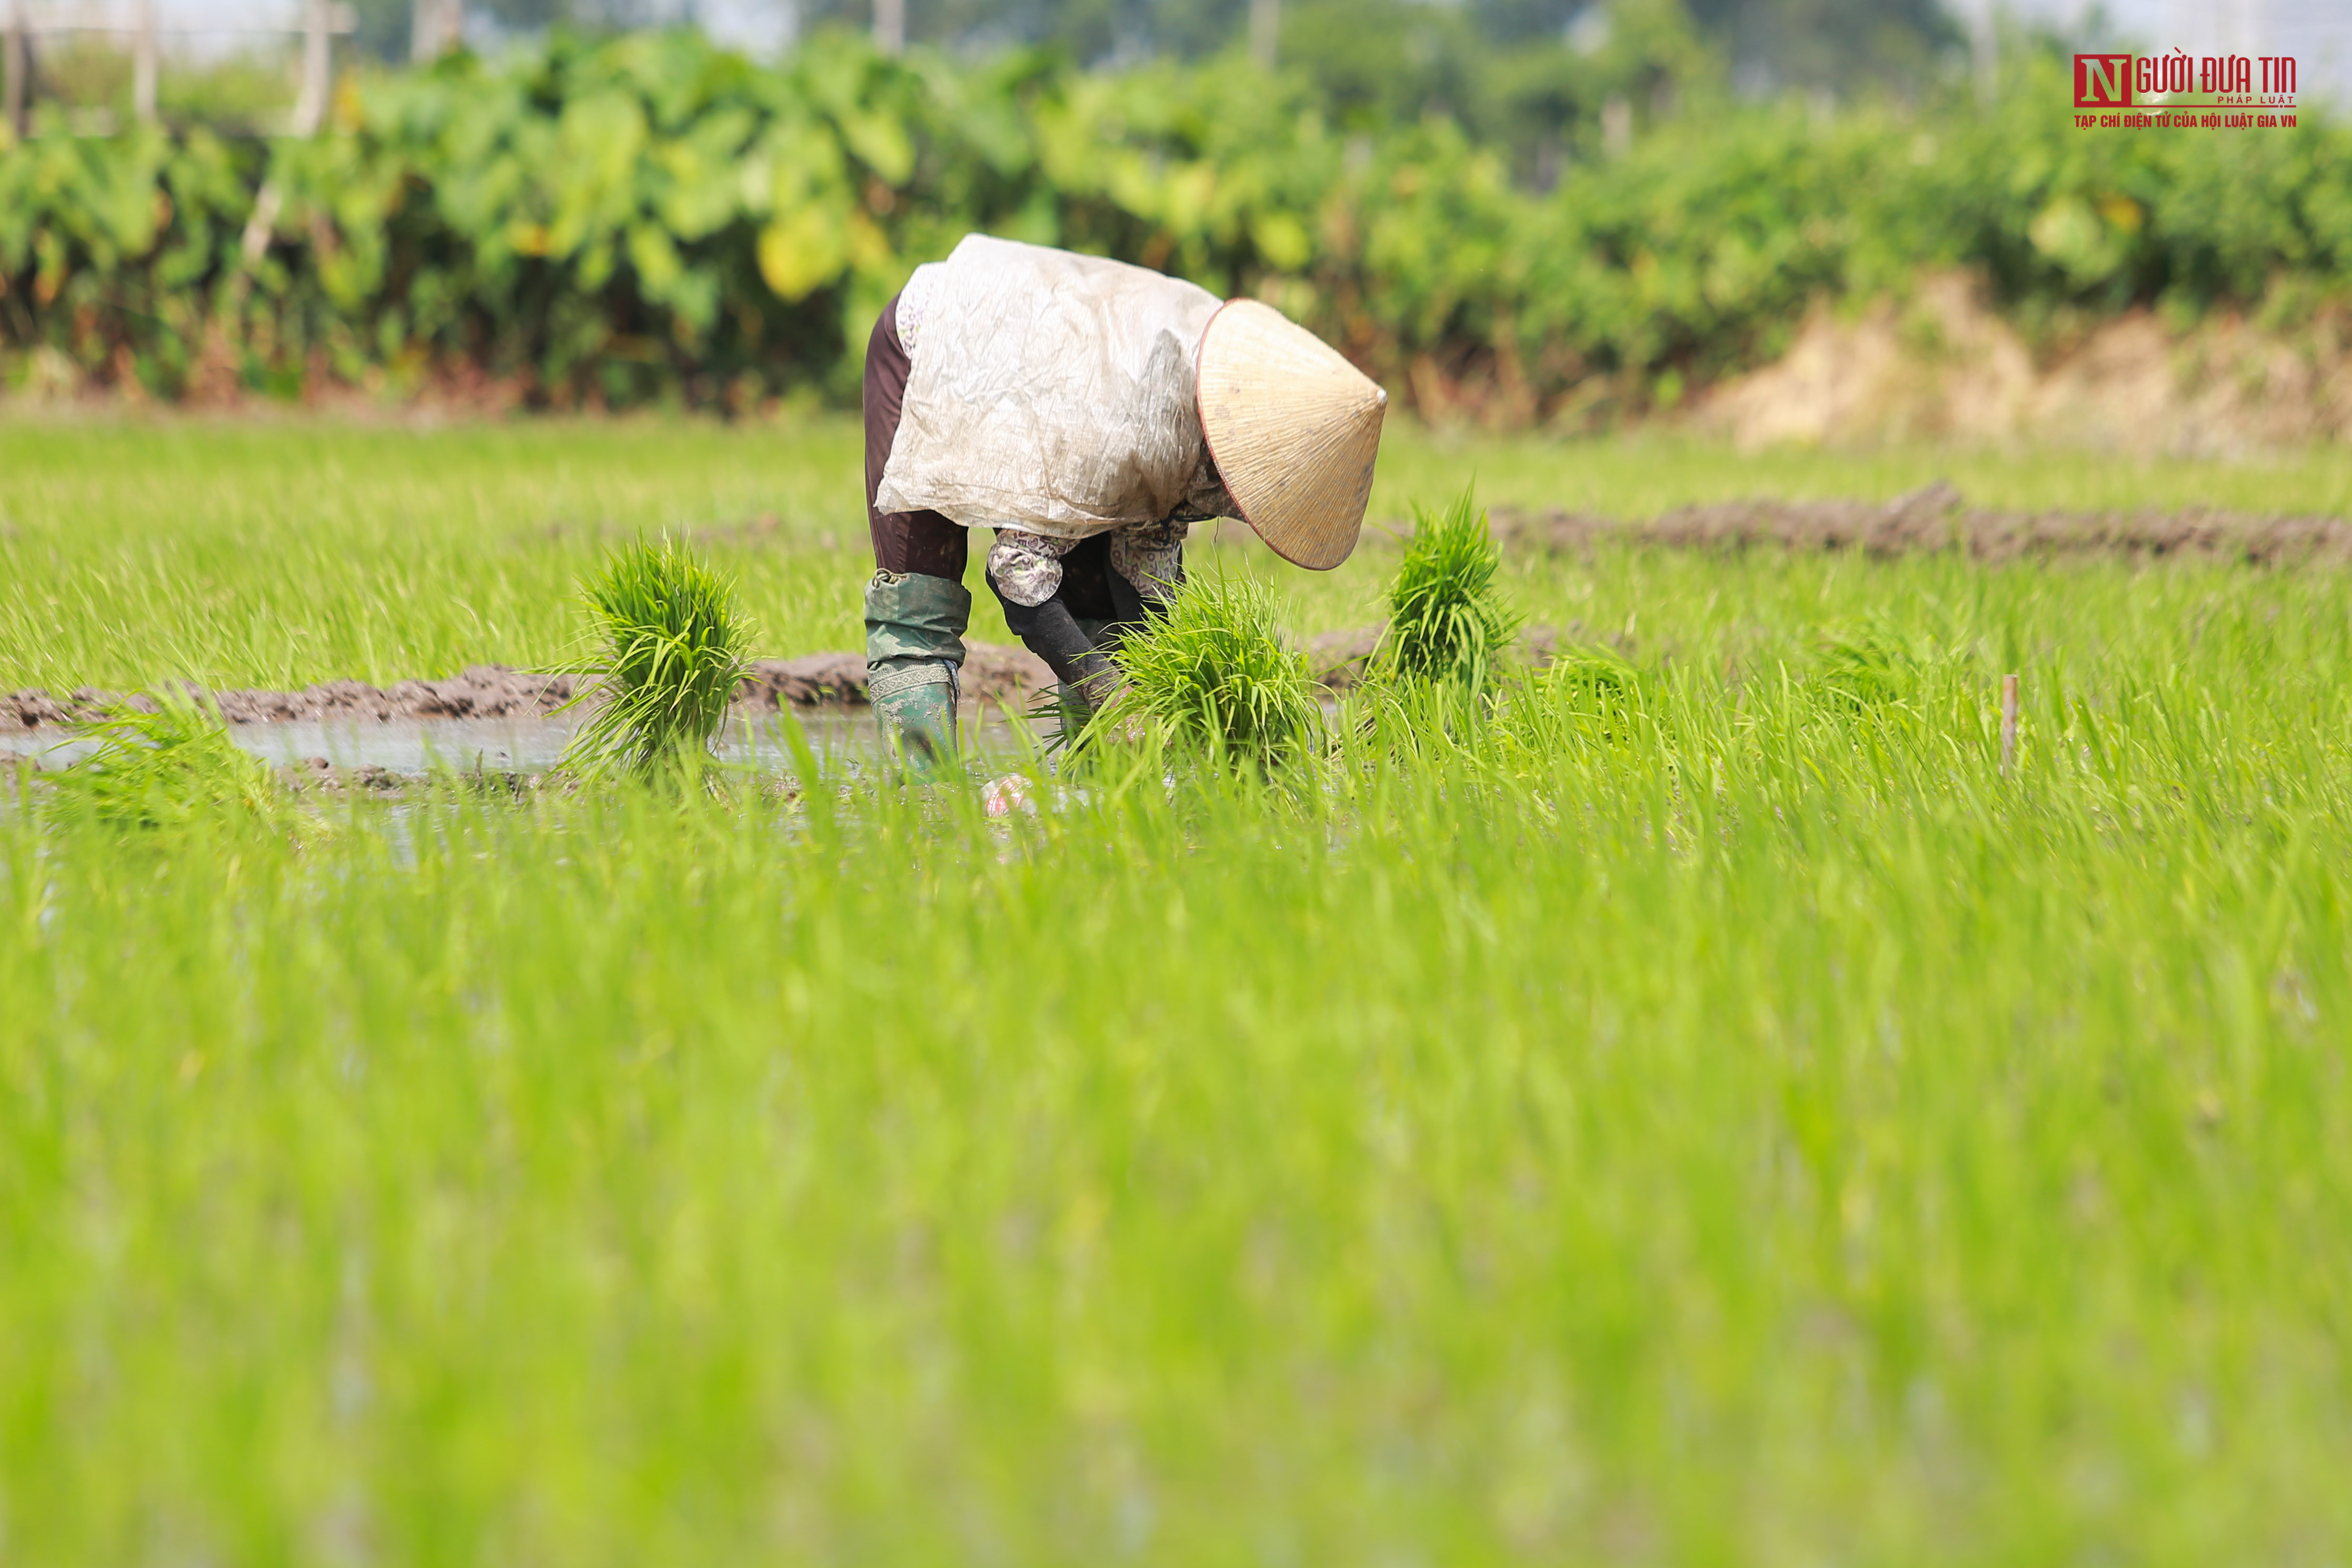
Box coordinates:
[5,412,2352,1565]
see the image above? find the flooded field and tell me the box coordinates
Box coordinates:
[2,705,1035,777]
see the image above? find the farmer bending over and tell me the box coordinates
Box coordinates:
[862,233,1388,761]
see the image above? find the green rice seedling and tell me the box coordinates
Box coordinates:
[43,688,283,830]
[1812,614,1935,710]
[1542,642,1638,711]
[561,536,753,782]
[1025,682,1099,758]
[30,422,2352,1566]
[1488,642,1645,754]
[1375,486,1522,693]
[1079,574,1321,775]
[17,421,2352,700]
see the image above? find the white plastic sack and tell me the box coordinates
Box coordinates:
[875,234,1222,539]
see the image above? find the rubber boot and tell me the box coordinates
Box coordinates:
[865,570,971,773]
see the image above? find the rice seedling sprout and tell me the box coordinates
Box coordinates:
[1376,486,1521,693]
[1078,573,1321,774]
[1813,614,1935,709]
[44,688,285,830]
[561,536,753,781]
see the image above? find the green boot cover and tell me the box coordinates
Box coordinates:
[872,662,958,766]
[865,571,971,767]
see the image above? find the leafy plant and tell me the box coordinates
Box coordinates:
[1082,574,1321,774]
[1376,487,1521,693]
[44,688,283,830]
[561,536,753,782]
[6,37,2349,416]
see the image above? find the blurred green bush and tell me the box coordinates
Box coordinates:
[2,30,2346,416]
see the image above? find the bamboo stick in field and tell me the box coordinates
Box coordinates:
[2000,673,2020,777]
[411,0,461,61]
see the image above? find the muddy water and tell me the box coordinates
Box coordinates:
[2,708,1037,777]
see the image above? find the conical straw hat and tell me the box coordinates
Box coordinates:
[1195,299,1388,571]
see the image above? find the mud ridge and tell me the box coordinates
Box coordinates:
[1492,483,2352,565]
[5,637,1430,734]
[2,644,1061,735]
[8,665,580,736]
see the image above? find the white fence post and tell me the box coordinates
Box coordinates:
[412,0,461,62]
[132,0,156,124]
[291,0,330,134]
[1249,0,1277,69]
[4,0,27,140]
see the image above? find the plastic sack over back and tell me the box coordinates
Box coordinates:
[875,234,1222,539]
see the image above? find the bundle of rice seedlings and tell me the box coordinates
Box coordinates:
[561,537,753,781]
[1080,574,1321,774]
[1376,487,1522,692]
[46,688,283,830]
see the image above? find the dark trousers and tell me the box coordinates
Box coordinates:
[991,534,1147,695]
[864,293,966,581]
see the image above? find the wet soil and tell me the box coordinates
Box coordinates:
[1492,483,2352,566]
[3,643,1057,736]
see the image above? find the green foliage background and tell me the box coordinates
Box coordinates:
[3,25,2347,416]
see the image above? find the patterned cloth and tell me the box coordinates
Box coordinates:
[984,529,1074,608]
[986,520,1190,609]
[1110,518,1189,601]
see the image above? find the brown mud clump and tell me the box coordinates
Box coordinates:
[7,666,579,735]
[1492,483,2352,567]
[732,644,1052,710]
